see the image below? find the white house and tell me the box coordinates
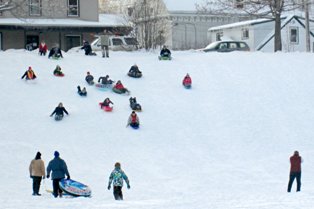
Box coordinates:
[208,15,314,52]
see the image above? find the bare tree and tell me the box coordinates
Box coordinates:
[196,0,301,52]
[130,0,171,50]
[0,0,15,11]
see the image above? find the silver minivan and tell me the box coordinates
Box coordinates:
[91,36,138,51]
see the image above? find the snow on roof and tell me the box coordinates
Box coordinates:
[164,0,200,11]
[0,14,130,27]
[209,18,272,31]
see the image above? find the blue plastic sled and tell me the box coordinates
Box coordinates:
[59,179,92,197]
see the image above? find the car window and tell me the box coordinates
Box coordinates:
[112,38,123,46]
[229,43,237,49]
[124,38,138,45]
[239,42,247,48]
[219,43,227,49]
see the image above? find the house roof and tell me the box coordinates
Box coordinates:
[208,18,273,31]
[163,0,201,11]
[0,14,130,28]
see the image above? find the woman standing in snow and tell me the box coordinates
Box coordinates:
[29,152,45,196]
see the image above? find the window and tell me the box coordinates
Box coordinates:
[68,0,79,17]
[290,27,299,44]
[242,28,249,39]
[112,38,123,46]
[29,0,41,16]
[216,32,223,41]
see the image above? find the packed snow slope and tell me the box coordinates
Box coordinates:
[1,49,314,209]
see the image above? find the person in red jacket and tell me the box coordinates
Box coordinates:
[182,73,192,88]
[113,80,130,94]
[127,111,140,128]
[287,151,302,192]
[39,41,48,56]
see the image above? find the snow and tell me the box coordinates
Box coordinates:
[0,14,129,27]
[1,49,314,208]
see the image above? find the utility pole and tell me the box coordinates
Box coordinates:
[304,0,311,52]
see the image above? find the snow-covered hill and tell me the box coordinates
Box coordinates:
[1,49,314,209]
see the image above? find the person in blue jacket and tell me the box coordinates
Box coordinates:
[46,151,70,198]
[107,162,130,200]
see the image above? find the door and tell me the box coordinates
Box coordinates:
[26,35,39,50]
[65,35,81,51]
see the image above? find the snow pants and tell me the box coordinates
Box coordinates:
[32,176,42,195]
[287,172,301,192]
[113,186,123,200]
[52,178,63,197]
[101,45,109,58]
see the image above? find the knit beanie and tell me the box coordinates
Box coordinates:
[54,151,60,157]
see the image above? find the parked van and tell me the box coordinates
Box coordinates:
[91,36,138,51]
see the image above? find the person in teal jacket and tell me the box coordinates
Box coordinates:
[107,162,130,200]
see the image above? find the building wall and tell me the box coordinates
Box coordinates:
[170,12,251,50]
[0,0,98,21]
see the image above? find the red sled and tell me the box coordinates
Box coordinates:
[99,103,113,112]
[54,73,64,77]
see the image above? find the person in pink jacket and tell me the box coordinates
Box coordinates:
[182,73,192,88]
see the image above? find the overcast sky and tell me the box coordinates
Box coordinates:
[163,0,202,11]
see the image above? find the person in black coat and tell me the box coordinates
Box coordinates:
[101,98,114,108]
[85,71,94,85]
[98,75,114,85]
[48,46,63,59]
[81,40,92,55]
[50,103,69,120]
[160,45,171,58]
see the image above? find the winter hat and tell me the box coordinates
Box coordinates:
[28,66,32,70]
[54,151,60,157]
[35,152,41,160]
[115,162,121,168]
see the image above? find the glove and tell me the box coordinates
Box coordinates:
[127,184,130,189]
[46,175,50,179]
[67,175,70,180]
[107,185,111,190]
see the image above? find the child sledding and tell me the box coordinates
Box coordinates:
[126,111,140,129]
[96,75,114,90]
[182,73,192,89]
[159,45,172,60]
[129,97,142,111]
[77,86,87,96]
[21,66,37,80]
[53,65,64,77]
[50,102,69,121]
[85,72,94,85]
[127,64,142,78]
[112,80,130,95]
[99,98,113,112]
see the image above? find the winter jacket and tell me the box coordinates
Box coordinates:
[53,67,62,75]
[114,83,125,90]
[85,75,94,83]
[48,47,63,58]
[81,41,92,55]
[46,157,70,180]
[290,154,302,173]
[39,43,48,53]
[183,76,192,86]
[128,114,139,125]
[29,159,45,177]
[102,99,113,107]
[108,168,130,187]
[21,70,36,80]
[50,107,69,116]
[160,48,171,56]
[129,66,141,73]
[100,34,110,46]
[98,76,113,85]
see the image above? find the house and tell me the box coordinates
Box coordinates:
[208,15,314,52]
[163,0,252,50]
[0,0,131,51]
